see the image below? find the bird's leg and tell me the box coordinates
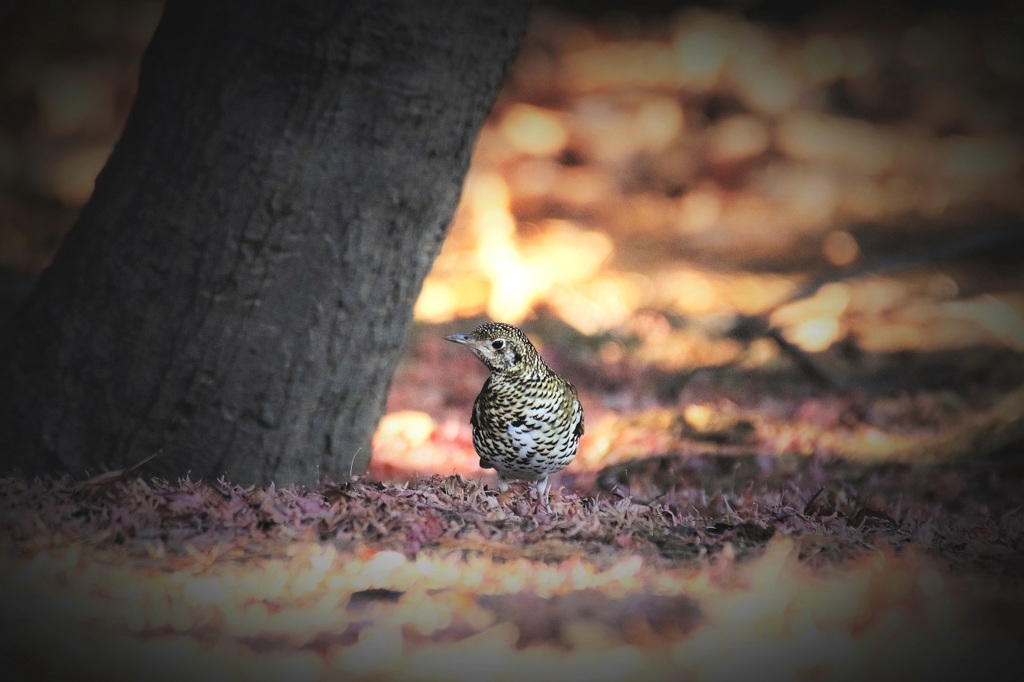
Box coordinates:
[535,476,551,507]
[496,476,510,493]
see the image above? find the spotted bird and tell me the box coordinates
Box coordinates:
[445,322,584,505]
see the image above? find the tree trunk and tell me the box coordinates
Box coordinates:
[0,0,530,484]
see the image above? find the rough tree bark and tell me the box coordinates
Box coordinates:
[0,0,531,484]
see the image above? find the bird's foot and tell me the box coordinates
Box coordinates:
[491,476,516,504]
[532,477,557,515]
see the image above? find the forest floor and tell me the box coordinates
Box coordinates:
[2,320,1024,681]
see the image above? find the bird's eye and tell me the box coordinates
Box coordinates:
[491,339,506,350]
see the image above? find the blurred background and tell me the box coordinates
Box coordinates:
[2,0,1023,477]
[3,6,1023,675]
[3,1,1023,332]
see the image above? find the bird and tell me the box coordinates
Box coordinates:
[445,322,584,506]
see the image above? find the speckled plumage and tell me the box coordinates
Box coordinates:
[445,322,584,505]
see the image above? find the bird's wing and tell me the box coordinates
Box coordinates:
[472,382,496,469]
[470,398,480,430]
[470,378,490,430]
[566,381,584,437]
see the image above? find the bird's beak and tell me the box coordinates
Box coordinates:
[444,333,472,345]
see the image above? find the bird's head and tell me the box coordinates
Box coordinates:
[444,322,545,375]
